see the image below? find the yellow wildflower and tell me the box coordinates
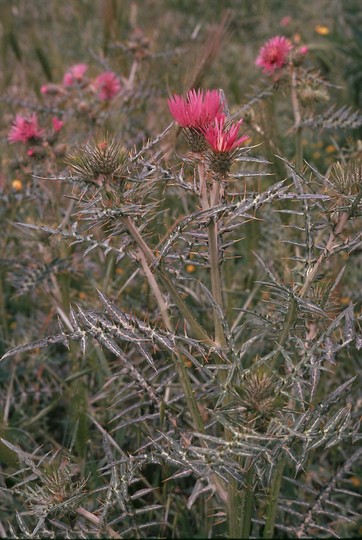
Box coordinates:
[315,25,330,35]
[11,179,23,191]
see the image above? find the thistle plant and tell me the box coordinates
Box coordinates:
[1,7,362,539]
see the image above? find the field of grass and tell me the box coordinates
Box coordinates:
[0,1,361,538]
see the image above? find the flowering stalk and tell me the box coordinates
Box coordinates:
[290,65,303,171]
[168,90,252,526]
[197,164,226,347]
[197,162,209,211]
[199,115,249,537]
[200,115,248,346]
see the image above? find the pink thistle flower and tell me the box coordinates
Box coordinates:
[298,46,308,56]
[204,116,249,153]
[203,115,249,175]
[280,16,291,27]
[63,63,88,86]
[8,113,45,144]
[256,36,292,74]
[52,117,64,132]
[168,89,223,130]
[92,71,122,101]
[41,83,66,96]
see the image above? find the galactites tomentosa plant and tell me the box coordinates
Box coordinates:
[1,27,361,540]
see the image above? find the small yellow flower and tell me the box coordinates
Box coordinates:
[79,292,87,300]
[185,264,196,273]
[116,267,124,275]
[11,179,23,191]
[340,296,351,305]
[326,144,336,153]
[350,476,361,488]
[312,151,321,160]
[315,25,330,35]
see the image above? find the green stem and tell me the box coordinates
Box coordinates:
[198,166,226,347]
[208,219,225,347]
[103,252,116,296]
[0,275,9,345]
[241,460,255,539]
[263,455,286,539]
[196,167,240,533]
[271,295,298,370]
[228,477,242,537]
[290,65,303,172]
[295,126,303,172]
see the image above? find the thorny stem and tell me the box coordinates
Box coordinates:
[228,477,242,538]
[271,295,298,369]
[299,211,350,299]
[121,215,214,346]
[197,165,226,348]
[197,165,244,534]
[137,249,172,330]
[198,162,209,211]
[121,217,228,502]
[121,217,205,431]
[263,298,298,538]
[75,507,121,539]
[300,188,362,298]
[136,248,205,432]
[208,214,226,347]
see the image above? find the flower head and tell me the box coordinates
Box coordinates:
[41,83,66,96]
[203,115,249,175]
[204,116,249,153]
[280,16,291,27]
[168,89,223,130]
[256,36,292,74]
[315,25,330,36]
[63,63,88,86]
[8,113,45,144]
[52,117,64,132]
[92,71,122,101]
